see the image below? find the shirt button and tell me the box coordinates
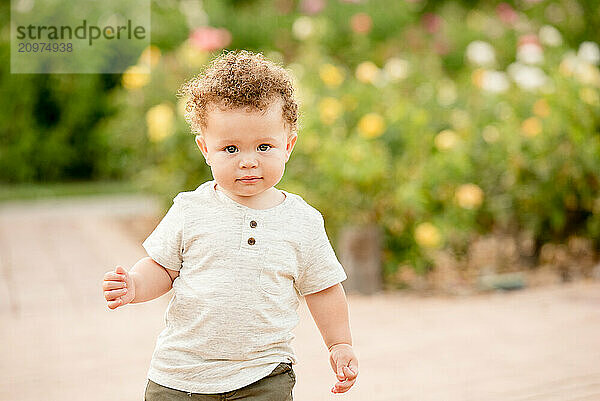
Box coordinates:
[250,220,257,228]
[248,237,256,245]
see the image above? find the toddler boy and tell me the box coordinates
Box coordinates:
[102,50,358,400]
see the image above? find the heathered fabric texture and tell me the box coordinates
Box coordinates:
[142,180,347,394]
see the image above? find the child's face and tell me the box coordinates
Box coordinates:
[196,99,297,205]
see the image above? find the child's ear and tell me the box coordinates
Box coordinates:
[285,133,298,163]
[195,135,211,166]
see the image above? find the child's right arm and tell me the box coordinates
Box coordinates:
[102,256,179,310]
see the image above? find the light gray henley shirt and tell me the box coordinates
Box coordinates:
[142,180,347,393]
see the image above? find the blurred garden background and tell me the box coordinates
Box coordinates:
[2,0,600,292]
[2,1,600,400]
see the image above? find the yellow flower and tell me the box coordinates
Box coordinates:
[355,61,379,84]
[319,64,344,87]
[521,117,542,137]
[319,97,343,125]
[533,99,550,118]
[122,65,150,90]
[471,68,485,88]
[358,113,386,138]
[139,45,161,68]
[580,87,600,105]
[177,41,209,69]
[434,129,459,151]
[146,104,175,142]
[415,222,442,248]
[455,183,484,209]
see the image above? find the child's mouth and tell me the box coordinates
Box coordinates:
[238,177,262,183]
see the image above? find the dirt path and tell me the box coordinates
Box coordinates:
[1,196,599,401]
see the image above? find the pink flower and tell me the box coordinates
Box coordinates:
[350,13,372,34]
[518,34,540,47]
[496,3,518,25]
[189,27,232,52]
[300,0,325,15]
[422,13,442,34]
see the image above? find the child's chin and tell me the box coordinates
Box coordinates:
[232,185,263,195]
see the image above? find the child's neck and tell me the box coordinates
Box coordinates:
[215,184,285,210]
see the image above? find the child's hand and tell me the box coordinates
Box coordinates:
[103,265,135,309]
[328,343,358,394]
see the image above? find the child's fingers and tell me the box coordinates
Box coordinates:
[103,266,130,310]
[107,298,122,310]
[103,280,127,291]
[343,365,358,380]
[336,362,351,380]
[104,288,128,301]
[335,366,356,382]
[332,376,357,393]
[103,271,127,282]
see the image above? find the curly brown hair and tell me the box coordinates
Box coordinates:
[178,50,299,136]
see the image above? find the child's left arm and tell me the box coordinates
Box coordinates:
[304,283,359,394]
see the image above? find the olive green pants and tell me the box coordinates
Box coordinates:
[144,362,295,401]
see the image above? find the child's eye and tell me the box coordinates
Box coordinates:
[224,145,238,153]
[257,144,272,151]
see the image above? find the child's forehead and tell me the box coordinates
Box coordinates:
[206,96,284,117]
[205,100,287,130]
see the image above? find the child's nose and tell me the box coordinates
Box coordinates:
[239,155,258,168]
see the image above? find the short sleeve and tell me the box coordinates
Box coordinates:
[295,213,347,296]
[142,195,184,271]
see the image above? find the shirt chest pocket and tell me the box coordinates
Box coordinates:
[259,245,298,296]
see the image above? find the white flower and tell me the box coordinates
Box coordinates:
[560,51,600,86]
[466,41,496,67]
[517,43,544,65]
[507,62,549,91]
[481,70,510,93]
[383,57,410,82]
[560,51,581,76]
[292,17,314,40]
[539,25,562,47]
[578,41,600,65]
